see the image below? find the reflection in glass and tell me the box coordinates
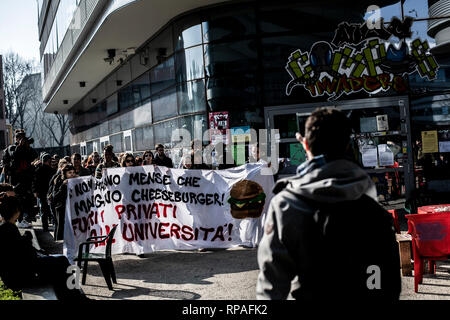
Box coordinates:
[133,101,152,127]
[204,40,258,77]
[153,119,179,147]
[178,80,206,114]
[207,75,259,111]
[176,46,204,82]
[134,126,154,151]
[202,8,256,42]
[176,24,202,50]
[150,56,175,95]
[118,72,151,110]
[151,87,178,122]
[110,133,123,153]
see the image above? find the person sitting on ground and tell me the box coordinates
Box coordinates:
[256,107,401,301]
[0,193,87,300]
[153,144,173,168]
[95,144,120,179]
[121,153,136,167]
[52,164,77,241]
[142,150,154,166]
[71,153,91,177]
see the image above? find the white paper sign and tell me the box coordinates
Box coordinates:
[439,141,450,153]
[376,115,389,131]
[63,164,274,263]
[378,144,394,166]
[361,146,378,167]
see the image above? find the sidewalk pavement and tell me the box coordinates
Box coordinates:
[27,207,450,300]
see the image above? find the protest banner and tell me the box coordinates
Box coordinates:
[63,163,274,263]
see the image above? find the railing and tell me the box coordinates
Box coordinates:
[42,0,101,102]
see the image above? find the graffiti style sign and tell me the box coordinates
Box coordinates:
[286,16,439,101]
[209,111,230,144]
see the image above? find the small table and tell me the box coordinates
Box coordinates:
[418,204,450,214]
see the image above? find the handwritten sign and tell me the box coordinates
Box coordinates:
[63,164,274,263]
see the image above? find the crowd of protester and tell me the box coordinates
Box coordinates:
[0,129,242,236]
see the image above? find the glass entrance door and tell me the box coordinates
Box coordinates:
[264,96,414,202]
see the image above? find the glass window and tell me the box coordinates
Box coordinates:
[151,87,178,122]
[100,121,109,137]
[204,40,258,78]
[175,46,205,82]
[150,56,175,95]
[145,26,174,69]
[110,133,123,153]
[206,75,259,111]
[106,73,118,97]
[106,93,118,115]
[130,53,149,79]
[86,141,94,156]
[116,61,132,87]
[174,14,202,50]
[108,117,121,136]
[202,7,256,42]
[133,100,152,127]
[134,126,154,151]
[175,24,202,50]
[178,80,206,114]
[259,3,363,34]
[119,111,133,131]
[153,119,179,147]
[261,34,331,70]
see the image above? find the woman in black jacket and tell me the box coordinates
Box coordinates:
[52,164,77,241]
[0,194,87,300]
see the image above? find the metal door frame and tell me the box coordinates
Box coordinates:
[264,95,415,200]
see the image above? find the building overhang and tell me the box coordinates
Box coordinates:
[44,0,230,114]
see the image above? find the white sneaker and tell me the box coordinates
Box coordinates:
[17,221,32,228]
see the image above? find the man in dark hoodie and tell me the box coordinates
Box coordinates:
[256,107,401,301]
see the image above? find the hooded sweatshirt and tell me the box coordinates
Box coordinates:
[256,156,400,300]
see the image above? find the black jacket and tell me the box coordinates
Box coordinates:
[256,158,401,300]
[0,222,38,290]
[153,154,173,168]
[52,175,67,209]
[32,164,56,198]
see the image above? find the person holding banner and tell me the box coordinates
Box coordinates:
[121,153,136,167]
[256,107,400,301]
[142,150,154,166]
[95,144,120,179]
[52,164,77,241]
[153,144,173,168]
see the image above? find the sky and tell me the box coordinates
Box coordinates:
[0,0,41,63]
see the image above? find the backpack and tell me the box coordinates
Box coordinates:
[291,194,401,301]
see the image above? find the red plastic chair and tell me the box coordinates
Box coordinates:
[388,209,401,234]
[405,213,450,293]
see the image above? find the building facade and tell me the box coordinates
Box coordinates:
[0,55,10,157]
[38,0,450,204]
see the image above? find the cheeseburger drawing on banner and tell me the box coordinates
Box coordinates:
[227,180,266,219]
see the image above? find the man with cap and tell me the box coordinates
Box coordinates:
[32,153,56,232]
